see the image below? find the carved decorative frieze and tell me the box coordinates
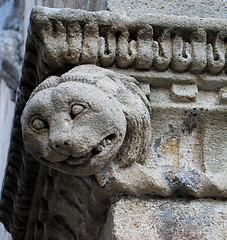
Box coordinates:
[29,7,227,87]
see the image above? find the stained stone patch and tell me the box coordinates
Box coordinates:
[101,198,227,240]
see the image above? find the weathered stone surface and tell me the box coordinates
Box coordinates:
[101,198,227,240]
[21,0,107,44]
[107,0,227,19]
[219,86,227,104]
[21,65,150,177]
[15,7,226,199]
[171,84,198,102]
[150,87,227,197]
[19,63,227,200]
[26,6,227,91]
[24,166,111,240]
[0,6,227,240]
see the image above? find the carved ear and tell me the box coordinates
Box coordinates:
[116,108,151,168]
[29,76,60,99]
[106,72,152,168]
[107,71,150,108]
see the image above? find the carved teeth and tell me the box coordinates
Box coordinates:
[96,145,104,152]
[101,139,107,147]
[100,146,105,151]
[100,138,112,147]
[96,138,112,152]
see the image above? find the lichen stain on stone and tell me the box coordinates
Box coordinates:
[154,137,162,158]
[159,206,210,240]
[165,170,201,196]
[166,225,208,240]
[182,111,198,134]
[162,136,180,170]
[163,136,180,155]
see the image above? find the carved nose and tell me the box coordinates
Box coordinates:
[50,133,71,150]
[55,141,70,149]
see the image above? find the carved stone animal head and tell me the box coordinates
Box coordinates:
[21,65,151,176]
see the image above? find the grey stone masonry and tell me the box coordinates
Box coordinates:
[0,4,226,240]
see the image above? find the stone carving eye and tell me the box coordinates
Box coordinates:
[70,104,85,119]
[31,118,48,131]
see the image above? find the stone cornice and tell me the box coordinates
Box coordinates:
[27,6,227,89]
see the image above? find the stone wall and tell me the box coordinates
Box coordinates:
[107,0,227,18]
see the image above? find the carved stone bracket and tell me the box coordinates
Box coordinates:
[0,6,227,240]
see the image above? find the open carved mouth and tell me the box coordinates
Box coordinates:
[62,133,117,166]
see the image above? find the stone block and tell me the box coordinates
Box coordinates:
[107,0,227,18]
[219,87,227,104]
[101,198,227,240]
[171,84,198,102]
